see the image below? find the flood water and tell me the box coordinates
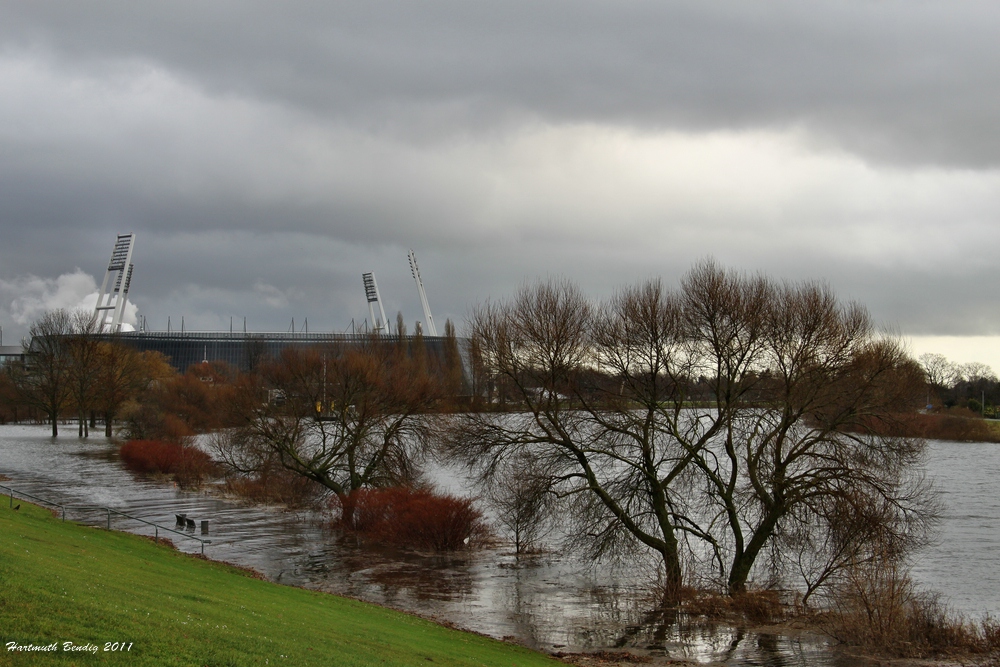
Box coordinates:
[1,423,996,665]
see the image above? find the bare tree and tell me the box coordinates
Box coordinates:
[918,353,957,391]
[448,278,701,598]
[679,268,929,593]
[482,450,555,555]
[448,263,931,599]
[17,310,74,436]
[443,318,464,399]
[66,311,102,437]
[216,340,439,524]
[957,361,996,384]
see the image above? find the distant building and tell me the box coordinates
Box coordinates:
[0,345,25,366]
[88,331,466,376]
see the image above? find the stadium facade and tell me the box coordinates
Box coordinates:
[96,331,465,375]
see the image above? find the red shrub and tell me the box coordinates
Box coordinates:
[336,487,489,552]
[119,439,217,487]
[120,439,181,473]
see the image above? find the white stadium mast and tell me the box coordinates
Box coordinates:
[408,250,437,336]
[94,233,136,333]
[362,272,388,333]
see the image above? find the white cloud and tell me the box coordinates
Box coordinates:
[0,269,138,328]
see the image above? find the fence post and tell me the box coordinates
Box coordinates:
[155,526,158,543]
[106,509,111,530]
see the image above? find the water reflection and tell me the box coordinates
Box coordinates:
[5,424,978,665]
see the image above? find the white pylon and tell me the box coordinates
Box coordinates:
[93,233,136,333]
[362,272,388,333]
[407,250,437,336]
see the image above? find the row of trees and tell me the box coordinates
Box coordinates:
[2,310,174,436]
[210,262,934,603]
[918,352,999,414]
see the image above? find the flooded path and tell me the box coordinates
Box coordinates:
[2,424,994,664]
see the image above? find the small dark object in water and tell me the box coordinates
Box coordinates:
[200,519,210,535]
[175,513,186,525]
[185,518,195,528]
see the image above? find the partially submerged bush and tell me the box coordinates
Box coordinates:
[335,487,489,552]
[224,464,326,509]
[828,557,1000,659]
[861,411,1000,442]
[119,439,218,487]
[679,587,787,625]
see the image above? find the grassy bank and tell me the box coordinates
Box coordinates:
[0,502,560,667]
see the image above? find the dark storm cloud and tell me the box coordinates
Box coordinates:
[2,0,1000,357]
[3,1,1000,166]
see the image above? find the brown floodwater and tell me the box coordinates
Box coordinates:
[1,424,993,665]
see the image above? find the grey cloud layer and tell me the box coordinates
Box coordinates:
[4,1,1000,166]
[1,1,1000,344]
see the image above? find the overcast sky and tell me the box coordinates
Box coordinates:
[2,2,1000,367]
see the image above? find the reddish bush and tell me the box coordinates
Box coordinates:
[119,439,218,487]
[336,487,489,552]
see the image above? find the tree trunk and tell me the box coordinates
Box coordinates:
[338,491,358,529]
[104,411,113,438]
[727,510,782,595]
[51,414,58,437]
[660,541,684,603]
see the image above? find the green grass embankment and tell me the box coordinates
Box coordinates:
[0,502,560,667]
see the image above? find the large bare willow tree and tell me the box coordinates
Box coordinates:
[447,261,928,599]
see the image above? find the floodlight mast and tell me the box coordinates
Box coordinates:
[361,272,388,333]
[93,233,136,333]
[407,250,437,336]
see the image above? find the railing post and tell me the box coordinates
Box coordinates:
[155,526,158,543]
[107,508,111,530]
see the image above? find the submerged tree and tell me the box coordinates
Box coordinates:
[214,339,440,524]
[677,265,928,593]
[14,310,74,436]
[97,341,174,438]
[482,449,555,555]
[447,262,929,599]
[66,311,102,438]
[448,278,699,597]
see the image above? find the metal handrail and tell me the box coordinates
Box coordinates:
[1,483,212,555]
[2,483,66,520]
